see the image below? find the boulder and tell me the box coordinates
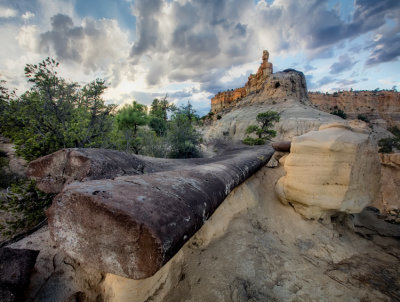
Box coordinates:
[272,141,291,152]
[275,123,381,219]
[0,247,39,302]
[27,148,148,193]
[27,147,259,194]
[47,146,274,279]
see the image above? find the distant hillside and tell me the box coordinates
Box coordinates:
[308,90,400,128]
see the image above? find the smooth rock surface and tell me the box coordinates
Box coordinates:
[47,147,274,279]
[27,147,261,193]
[276,123,381,219]
[272,141,291,152]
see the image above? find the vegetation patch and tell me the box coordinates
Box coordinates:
[330,108,347,119]
[243,111,280,145]
[0,180,55,239]
[378,126,400,153]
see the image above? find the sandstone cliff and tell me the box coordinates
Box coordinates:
[276,123,381,219]
[309,90,400,128]
[203,69,340,144]
[211,50,274,113]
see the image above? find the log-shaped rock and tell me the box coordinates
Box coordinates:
[27,147,254,193]
[27,149,148,193]
[47,147,273,279]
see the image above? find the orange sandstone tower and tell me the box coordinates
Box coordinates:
[211,50,273,113]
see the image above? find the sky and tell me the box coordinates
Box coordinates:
[0,0,399,116]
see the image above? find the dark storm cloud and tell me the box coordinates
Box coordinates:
[366,30,400,65]
[40,14,83,61]
[130,0,254,85]
[39,13,129,73]
[329,54,357,74]
[257,0,400,51]
[127,0,400,90]
[130,0,163,57]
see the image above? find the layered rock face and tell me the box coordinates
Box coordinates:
[211,50,273,113]
[46,146,273,279]
[276,123,381,219]
[211,88,246,113]
[309,91,400,128]
[203,70,339,143]
[374,153,400,213]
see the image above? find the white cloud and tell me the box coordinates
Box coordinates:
[21,11,35,20]
[0,6,18,18]
[17,25,39,52]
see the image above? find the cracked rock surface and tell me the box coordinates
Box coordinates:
[46,146,274,279]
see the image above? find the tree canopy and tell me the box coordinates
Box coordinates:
[1,58,115,160]
[0,58,201,160]
[243,111,280,145]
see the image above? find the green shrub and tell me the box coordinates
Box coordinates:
[330,108,347,119]
[0,180,55,237]
[378,126,400,153]
[217,114,222,120]
[243,137,266,145]
[243,111,280,145]
[357,114,369,122]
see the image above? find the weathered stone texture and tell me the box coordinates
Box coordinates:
[211,50,274,113]
[0,247,39,302]
[309,90,400,128]
[27,148,148,193]
[276,123,381,219]
[47,147,273,279]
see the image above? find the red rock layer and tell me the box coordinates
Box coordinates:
[211,50,273,113]
[309,91,400,127]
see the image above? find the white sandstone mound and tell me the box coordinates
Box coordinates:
[276,123,381,219]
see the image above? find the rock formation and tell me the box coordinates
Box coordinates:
[12,163,400,302]
[275,123,381,219]
[27,148,149,193]
[5,50,400,301]
[203,69,339,143]
[309,90,400,128]
[211,87,246,113]
[0,247,39,302]
[211,50,273,113]
[46,146,273,279]
[373,152,400,214]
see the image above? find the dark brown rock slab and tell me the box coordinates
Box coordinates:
[272,141,291,152]
[27,148,150,193]
[47,146,273,279]
[0,247,39,301]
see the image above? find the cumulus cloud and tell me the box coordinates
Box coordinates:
[127,0,400,93]
[0,6,18,18]
[39,14,131,73]
[1,0,399,106]
[21,11,35,20]
[130,0,255,88]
